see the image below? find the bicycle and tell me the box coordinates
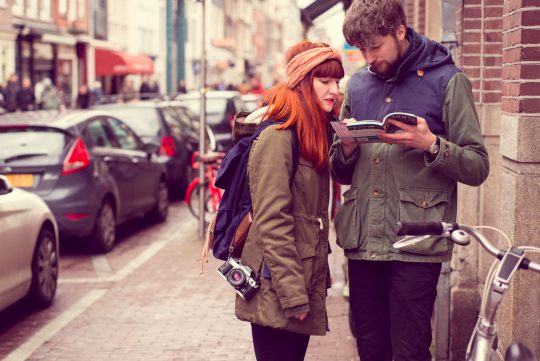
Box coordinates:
[394,221,540,361]
[185,151,225,222]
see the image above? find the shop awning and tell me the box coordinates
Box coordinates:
[300,0,351,27]
[95,48,154,76]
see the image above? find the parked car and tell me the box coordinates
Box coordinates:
[176,91,247,151]
[0,175,59,312]
[92,101,214,198]
[0,110,169,253]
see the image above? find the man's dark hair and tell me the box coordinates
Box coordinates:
[342,0,407,47]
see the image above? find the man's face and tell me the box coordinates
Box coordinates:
[358,27,406,76]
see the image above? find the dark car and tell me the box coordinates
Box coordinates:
[0,110,169,253]
[176,91,246,151]
[92,101,213,198]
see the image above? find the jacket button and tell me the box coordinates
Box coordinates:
[373,190,380,196]
[370,253,376,259]
[373,157,381,164]
[444,151,450,158]
[422,200,428,208]
[385,97,392,103]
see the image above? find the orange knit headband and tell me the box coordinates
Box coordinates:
[286,47,342,89]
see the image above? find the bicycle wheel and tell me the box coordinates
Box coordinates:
[188,184,214,223]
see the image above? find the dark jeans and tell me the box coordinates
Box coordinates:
[348,259,442,361]
[251,323,310,361]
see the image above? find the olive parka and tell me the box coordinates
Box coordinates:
[234,124,331,336]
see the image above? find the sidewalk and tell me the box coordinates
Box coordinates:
[17,210,359,361]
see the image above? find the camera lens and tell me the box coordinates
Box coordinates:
[227,269,246,287]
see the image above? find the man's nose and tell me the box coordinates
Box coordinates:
[365,50,376,64]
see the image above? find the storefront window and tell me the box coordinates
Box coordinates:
[27,0,38,18]
[78,0,85,18]
[59,0,68,17]
[33,42,54,83]
[68,0,77,22]
[12,0,23,15]
[40,0,53,20]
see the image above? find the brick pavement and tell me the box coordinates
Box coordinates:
[0,204,359,361]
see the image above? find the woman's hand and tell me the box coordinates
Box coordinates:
[340,118,359,158]
[293,312,308,321]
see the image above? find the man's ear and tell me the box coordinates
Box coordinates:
[396,25,407,41]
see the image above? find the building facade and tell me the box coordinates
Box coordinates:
[405,1,540,360]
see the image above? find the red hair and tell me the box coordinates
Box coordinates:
[262,41,344,170]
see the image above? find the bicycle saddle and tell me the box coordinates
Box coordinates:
[505,342,537,361]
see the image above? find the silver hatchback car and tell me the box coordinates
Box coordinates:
[0,175,59,312]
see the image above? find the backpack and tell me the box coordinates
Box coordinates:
[200,112,299,268]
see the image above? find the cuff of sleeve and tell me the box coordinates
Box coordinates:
[425,137,451,169]
[337,141,360,164]
[284,303,310,318]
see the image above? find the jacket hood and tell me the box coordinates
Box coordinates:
[244,106,269,124]
[399,27,454,74]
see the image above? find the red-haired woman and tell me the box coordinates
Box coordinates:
[235,41,344,361]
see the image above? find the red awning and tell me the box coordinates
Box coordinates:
[95,48,154,76]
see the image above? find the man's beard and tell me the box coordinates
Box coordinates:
[370,37,404,77]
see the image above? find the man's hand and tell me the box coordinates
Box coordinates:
[378,116,436,151]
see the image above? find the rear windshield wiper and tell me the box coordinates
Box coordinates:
[3,153,50,163]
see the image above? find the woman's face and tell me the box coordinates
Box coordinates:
[313,77,340,113]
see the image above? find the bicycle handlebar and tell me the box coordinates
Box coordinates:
[395,221,540,273]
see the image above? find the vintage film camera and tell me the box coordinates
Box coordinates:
[217,258,259,300]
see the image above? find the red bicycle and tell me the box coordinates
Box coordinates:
[185,151,225,222]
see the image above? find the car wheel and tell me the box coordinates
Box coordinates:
[148,180,169,222]
[27,227,58,309]
[89,201,116,253]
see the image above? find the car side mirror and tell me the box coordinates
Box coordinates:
[0,175,13,195]
[143,142,159,155]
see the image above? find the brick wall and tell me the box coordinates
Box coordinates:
[456,0,504,104]
[415,0,425,35]
[403,0,415,28]
[502,1,540,114]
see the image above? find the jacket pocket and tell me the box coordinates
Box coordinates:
[296,242,316,294]
[396,187,449,255]
[334,186,361,250]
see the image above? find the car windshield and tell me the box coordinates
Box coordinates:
[102,107,161,136]
[177,98,227,116]
[0,128,68,162]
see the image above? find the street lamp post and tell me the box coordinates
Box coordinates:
[197,0,207,241]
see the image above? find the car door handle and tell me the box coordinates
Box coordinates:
[131,157,139,164]
[103,156,113,163]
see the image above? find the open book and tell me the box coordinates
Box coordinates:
[331,112,418,143]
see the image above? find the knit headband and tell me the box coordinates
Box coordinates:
[286,47,342,89]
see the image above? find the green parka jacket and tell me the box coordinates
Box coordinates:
[330,72,490,263]
[235,124,331,336]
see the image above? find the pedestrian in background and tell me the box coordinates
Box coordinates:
[177,79,187,94]
[4,73,19,112]
[121,79,136,102]
[234,40,344,361]
[331,1,489,361]
[91,81,103,105]
[40,78,58,110]
[76,84,91,109]
[16,77,35,111]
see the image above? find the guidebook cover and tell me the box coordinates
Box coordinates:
[331,112,418,143]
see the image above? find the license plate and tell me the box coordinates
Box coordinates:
[4,174,34,188]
